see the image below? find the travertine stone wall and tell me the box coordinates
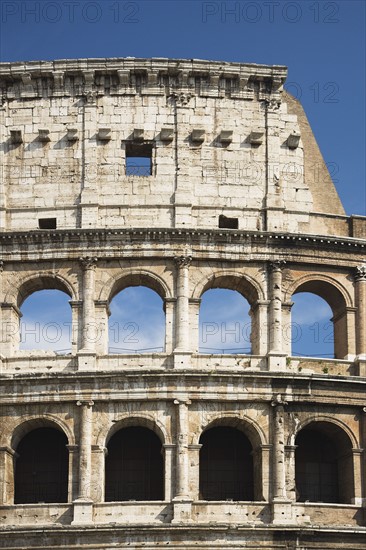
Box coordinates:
[0,58,365,550]
[0,57,353,235]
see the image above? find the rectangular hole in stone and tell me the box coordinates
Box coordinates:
[38,218,57,229]
[219,215,238,229]
[125,143,152,176]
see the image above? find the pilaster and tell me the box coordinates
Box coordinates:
[72,400,94,525]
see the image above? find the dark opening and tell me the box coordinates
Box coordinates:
[105,426,164,501]
[38,218,57,229]
[219,215,238,229]
[295,430,339,503]
[125,142,152,176]
[14,427,68,504]
[199,426,254,500]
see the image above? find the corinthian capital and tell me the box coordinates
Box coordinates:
[174,255,192,268]
[354,264,366,281]
[80,257,98,271]
[271,394,288,407]
[269,260,286,273]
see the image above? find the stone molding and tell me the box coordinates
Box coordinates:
[0,58,287,101]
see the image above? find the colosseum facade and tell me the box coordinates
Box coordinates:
[0,57,365,549]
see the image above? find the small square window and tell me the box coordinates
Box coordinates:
[38,218,57,229]
[125,142,152,176]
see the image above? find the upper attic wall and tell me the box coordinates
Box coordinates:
[0,57,359,237]
[283,91,345,217]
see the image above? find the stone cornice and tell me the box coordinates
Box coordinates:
[0,228,364,251]
[0,57,287,101]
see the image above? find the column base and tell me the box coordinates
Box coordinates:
[171,497,192,523]
[71,498,94,525]
[267,353,287,372]
[77,351,97,371]
[173,350,192,369]
[271,499,295,525]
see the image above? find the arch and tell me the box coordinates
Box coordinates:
[294,419,355,504]
[286,274,352,359]
[192,271,264,305]
[199,426,254,501]
[99,414,169,448]
[100,270,172,303]
[105,426,164,501]
[14,426,69,504]
[285,274,352,316]
[288,415,358,448]
[199,287,252,354]
[9,416,74,450]
[194,415,266,448]
[5,273,75,308]
[108,285,165,354]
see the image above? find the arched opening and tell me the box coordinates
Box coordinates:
[290,279,349,359]
[295,422,354,503]
[14,427,69,504]
[19,289,72,353]
[108,286,165,353]
[199,426,254,500]
[105,427,164,501]
[291,292,334,358]
[199,289,251,354]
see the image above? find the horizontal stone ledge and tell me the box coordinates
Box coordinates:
[0,227,364,249]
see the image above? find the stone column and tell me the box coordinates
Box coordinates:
[282,301,293,357]
[362,407,366,508]
[267,261,287,371]
[174,256,192,367]
[250,300,270,356]
[72,400,94,525]
[351,447,364,506]
[91,445,107,502]
[164,299,176,355]
[78,257,98,369]
[163,444,175,502]
[0,446,17,505]
[66,444,78,502]
[94,300,110,355]
[172,399,192,523]
[188,444,202,500]
[69,300,82,355]
[0,303,21,357]
[80,91,99,228]
[189,298,201,354]
[0,260,3,298]
[271,395,293,524]
[285,444,297,502]
[355,265,366,375]
[0,260,4,363]
[172,91,193,228]
[259,444,271,502]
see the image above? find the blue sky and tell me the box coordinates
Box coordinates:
[2,0,362,358]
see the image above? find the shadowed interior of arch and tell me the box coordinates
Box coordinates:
[105,427,164,501]
[199,426,254,501]
[19,289,72,353]
[291,292,334,358]
[14,427,69,504]
[199,289,251,354]
[108,286,165,353]
[295,421,354,504]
